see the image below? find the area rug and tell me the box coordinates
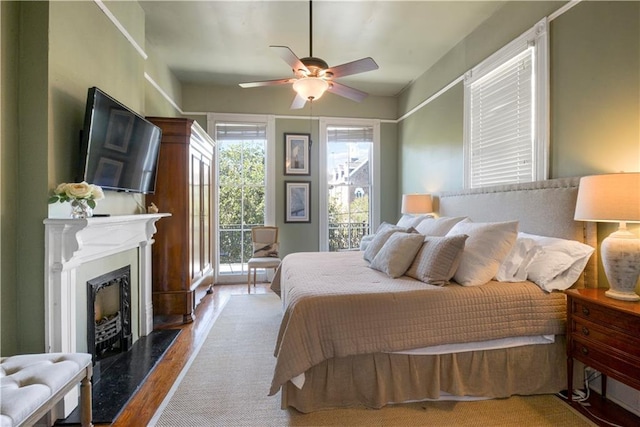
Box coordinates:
[149,293,594,426]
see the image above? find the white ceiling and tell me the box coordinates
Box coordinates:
[140,1,506,97]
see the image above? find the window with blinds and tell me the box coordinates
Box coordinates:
[463,19,548,188]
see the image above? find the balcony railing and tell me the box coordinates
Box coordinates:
[328,221,370,251]
[218,222,370,273]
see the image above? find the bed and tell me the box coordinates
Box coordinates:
[270,177,598,413]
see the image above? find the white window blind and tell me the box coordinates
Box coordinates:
[464,19,548,189]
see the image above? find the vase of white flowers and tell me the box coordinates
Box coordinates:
[49,182,105,219]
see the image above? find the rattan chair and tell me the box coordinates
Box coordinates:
[247,226,281,293]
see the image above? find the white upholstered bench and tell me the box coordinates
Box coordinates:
[0,353,93,427]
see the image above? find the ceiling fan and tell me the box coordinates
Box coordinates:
[239,0,379,109]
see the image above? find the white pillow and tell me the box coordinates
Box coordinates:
[396,214,432,228]
[494,237,538,282]
[415,216,467,236]
[446,220,519,286]
[519,232,595,292]
[370,233,424,278]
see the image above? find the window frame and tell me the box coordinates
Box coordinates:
[318,117,381,252]
[463,18,549,189]
[207,113,275,284]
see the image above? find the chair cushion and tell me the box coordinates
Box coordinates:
[247,257,281,269]
[0,353,92,427]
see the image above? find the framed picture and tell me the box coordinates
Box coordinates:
[104,109,134,153]
[285,181,311,223]
[284,133,310,175]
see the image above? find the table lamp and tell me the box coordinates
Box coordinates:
[574,173,640,301]
[401,194,433,214]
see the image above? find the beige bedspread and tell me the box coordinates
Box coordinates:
[269,251,566,395]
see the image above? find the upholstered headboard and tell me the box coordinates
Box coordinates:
[435,177,597,288]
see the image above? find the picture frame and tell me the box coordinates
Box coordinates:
[284,133,310,175]
[285,181,311,223]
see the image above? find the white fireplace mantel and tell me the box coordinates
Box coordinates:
[44,213,169,355]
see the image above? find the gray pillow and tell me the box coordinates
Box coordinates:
[363,228,401,262]
[405,235,468,285]
[370,233,424,278]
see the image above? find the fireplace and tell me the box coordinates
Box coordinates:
[44,213,168,418]
[87,265,133,380]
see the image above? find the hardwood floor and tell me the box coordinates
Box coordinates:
[106,282,640,427]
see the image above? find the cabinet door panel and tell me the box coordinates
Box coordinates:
[202,159,212,273]
[191,150,202,280]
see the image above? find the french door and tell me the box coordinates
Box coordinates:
[319,118,380,251]
[209,114,275,283]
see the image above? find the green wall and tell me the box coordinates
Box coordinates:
[398,1,639,193]
[1,0,179,355]
[1,0,20,356]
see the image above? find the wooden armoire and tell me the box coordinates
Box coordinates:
[146,117,215,323]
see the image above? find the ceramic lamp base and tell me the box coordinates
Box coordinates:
[601,227,640,302]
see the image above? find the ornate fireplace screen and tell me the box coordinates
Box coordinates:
[87,265,133,364]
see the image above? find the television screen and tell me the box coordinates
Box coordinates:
[79,87,162,194]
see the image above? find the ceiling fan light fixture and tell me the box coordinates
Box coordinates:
[293,77,329,100]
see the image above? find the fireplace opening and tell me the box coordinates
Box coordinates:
[87,265,133,381]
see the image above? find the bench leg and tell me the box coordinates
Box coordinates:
[80,374,93,427]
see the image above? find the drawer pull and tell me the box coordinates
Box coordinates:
[582,326,589,336]
[582,306,590,316]
[581,347,589,355]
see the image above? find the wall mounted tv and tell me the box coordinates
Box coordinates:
[79,87,162,194]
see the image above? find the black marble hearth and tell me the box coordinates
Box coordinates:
[56,329,180,425]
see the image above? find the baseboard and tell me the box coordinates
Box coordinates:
[588,371,640,417]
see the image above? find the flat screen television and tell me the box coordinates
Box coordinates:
[79,87,162,194]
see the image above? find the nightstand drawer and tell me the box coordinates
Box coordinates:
[571,337,640,390]
[571,317,640,358]
[571,299,640,336]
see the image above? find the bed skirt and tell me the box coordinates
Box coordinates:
[281,335,580,413]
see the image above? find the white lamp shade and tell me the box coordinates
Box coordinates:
[574,172,640,301]
[293,78,329,100]
[574,173,640,222]
[401,194,433,214]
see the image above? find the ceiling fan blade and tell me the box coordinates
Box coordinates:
[326,57,379,78]
[327,81,369,103]
[270,46,309,74]
[239,78,294,88]
[290,94,307,110]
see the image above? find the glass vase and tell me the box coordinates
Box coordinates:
[71,199,93,219]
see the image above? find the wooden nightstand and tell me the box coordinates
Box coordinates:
[566,288,640,402]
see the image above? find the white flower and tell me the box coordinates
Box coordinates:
[49,181,105,207]
[90,184,105,201]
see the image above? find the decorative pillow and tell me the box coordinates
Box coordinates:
[396,214,432,229]
[363,223,416,262]
[363,228,400,262]
[519,232,595,292]
[370,233,424,278]
[494,236,538,282]
[252,242,279,258]
[446,220,519,286]
[406,234,468,285]
[415,216,468,236]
